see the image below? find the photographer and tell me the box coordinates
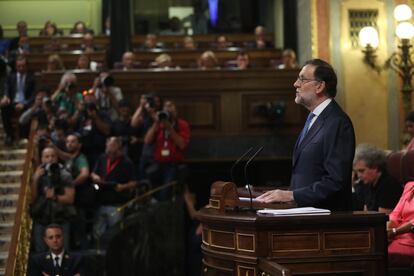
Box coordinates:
[30,147,75,253]
[91,71,123,121]
[51,72,83,127]
[144,100,190,201]
[64,133,92,249]
[131,93,163,179]
[77,97,111,168]
[19,87,55,133]
[91,137,137,240]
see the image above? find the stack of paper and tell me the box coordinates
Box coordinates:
[257,207,331,216]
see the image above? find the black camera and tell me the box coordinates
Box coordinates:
[43,97,52,107]
[37,135,50,148]
[144,94,156,109]
[157,110,170,121]
[102,75,114,87]
[65,81,76,90]
[42,162,64,194]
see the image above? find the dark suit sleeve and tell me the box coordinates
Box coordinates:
[4,74,13,99]
[27,254,43,276]
[293,115,355,208]
[25,74,37,106]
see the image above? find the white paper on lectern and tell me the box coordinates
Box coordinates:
[239,197,258,202]
[257,207,331,216]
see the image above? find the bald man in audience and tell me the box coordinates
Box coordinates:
[121,51,136,70]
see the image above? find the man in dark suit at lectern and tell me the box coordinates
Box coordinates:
[256,59,355,211]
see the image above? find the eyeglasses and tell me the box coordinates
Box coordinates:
[296,76,320,84]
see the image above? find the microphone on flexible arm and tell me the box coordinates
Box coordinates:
[230,147,254,185]
[244,146,264,210]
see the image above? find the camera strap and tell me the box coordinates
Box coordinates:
[105,157,121,180]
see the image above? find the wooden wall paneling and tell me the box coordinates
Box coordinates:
[37,69,302,159]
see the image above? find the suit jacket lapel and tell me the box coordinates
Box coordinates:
[45,253,55,274]
[292,101,336,168]
[61,252,72,275]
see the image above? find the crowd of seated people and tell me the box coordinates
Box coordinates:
[0,20,295,73]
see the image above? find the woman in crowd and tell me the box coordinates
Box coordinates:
[39,20,61,36]
[70,21,88,35]
[198,50,219,70]
[46,54,65,72]
[387,181,414,267]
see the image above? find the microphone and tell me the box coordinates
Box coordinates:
[230,147,253,185]
[244,146,264,209]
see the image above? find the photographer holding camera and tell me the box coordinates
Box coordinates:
[144,100,190,201]
[76,94,111,168]
[91,71,123,121]
[30,147,75,253]
[131,93,163,179]
[51,72,84,127]
[19,87,55,135]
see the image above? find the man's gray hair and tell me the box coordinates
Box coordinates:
[354,144,387,172]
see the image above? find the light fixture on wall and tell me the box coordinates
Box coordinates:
[359,4,414,121]
[359,26,381,72]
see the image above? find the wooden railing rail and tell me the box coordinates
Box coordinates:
[4,120,38,276]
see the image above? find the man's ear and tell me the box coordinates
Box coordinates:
[315,81,326,95]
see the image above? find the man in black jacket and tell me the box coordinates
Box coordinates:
[28,224,83,276]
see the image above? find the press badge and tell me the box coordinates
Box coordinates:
[161,149,170,156]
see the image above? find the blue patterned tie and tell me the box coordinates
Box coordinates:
[298,112,316,145]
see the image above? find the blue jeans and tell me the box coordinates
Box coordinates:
[154,163,178,201]
[93,206,123,240]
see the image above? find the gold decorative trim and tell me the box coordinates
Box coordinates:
[271,232,320,252]
[236,232,256,253]
[323,231,371,250]
[237,265,256,276]
[209,199,220,209]
[311,0,318,58]
[210,229,235,250]
[202,227,210,246]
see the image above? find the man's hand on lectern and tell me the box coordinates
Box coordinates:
[255,189,294,203]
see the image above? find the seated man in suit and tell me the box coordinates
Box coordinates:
[28,224,82,276]
[0,55,36,144]
[256,59,356,211]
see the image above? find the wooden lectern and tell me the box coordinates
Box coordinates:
[197,181,388,276]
